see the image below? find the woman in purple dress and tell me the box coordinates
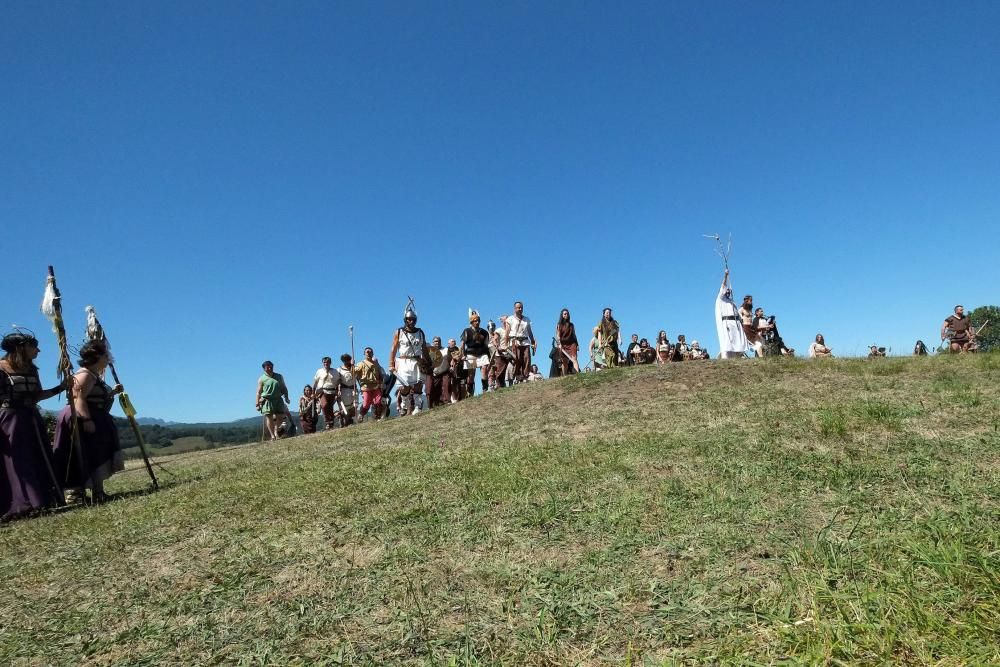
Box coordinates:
[1,331,68,520]
[52,339,123,503]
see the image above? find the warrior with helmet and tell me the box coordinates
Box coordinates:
[389,298,430,415]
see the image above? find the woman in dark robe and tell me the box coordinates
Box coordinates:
[553,308,579,376]
[52,339,124,503]
[1,331,67,520]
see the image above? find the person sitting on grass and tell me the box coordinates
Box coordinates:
[808,334,833,358]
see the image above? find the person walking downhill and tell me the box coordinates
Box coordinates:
[554,308,580,376]
[504,301,536,384]
[256,360,291,440]
[354,347,385,422]
[312,357,339,430]
[336,354,357,426]
[460,310,491,396]
[389,298,430,416]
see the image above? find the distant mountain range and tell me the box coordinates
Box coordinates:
[135,417,178,426]
[135,414,279,428]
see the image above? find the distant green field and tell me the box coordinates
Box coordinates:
[2,354,998,665]
[122,435,221,459]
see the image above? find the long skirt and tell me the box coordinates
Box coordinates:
[1,407,60,520]
[52,406,123,490]
[300,413,317,434]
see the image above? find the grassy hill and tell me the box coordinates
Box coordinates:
[2,355,998,665]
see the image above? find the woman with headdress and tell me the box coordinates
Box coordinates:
[1,330,68,519]
[52,339,124,503]
[593,308,622,368]
[298,385,318,434]
[553,308,579,376]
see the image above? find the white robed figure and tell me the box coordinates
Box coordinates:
[715,269,748,358]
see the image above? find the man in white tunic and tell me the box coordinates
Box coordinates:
[504,301,536,383]
[715,269,748,359]
[389,299,430,415]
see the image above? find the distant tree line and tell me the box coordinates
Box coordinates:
[115,420,261,449]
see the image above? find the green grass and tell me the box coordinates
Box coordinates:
[1,354,998,665]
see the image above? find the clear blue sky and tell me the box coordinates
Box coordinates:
[2,2,998,422]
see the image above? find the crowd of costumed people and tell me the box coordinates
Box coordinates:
[3,265,987,521]
[253,275,986,440]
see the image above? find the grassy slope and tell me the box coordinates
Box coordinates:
[1,355,998,665]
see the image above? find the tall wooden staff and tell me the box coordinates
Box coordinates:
[85,306,158,490]
[40,266,87,483]
[349,325,361,414]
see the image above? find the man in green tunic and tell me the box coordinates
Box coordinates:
[256,360,291,441]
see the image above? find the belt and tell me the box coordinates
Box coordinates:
[0,401,35,410]
[722,315,737,321]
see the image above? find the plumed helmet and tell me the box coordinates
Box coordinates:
[403,296,418,322]
[469,308,480,323]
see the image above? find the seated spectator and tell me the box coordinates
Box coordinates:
[624,334,640,366]
[808,334,833,358]
[527,364,544,381]
[913,340,928,356]
[672,334,690,361]
[868,345,886,358]
[689,341,709,360]
[634,338,655,364]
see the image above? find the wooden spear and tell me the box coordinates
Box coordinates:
[85,306,158,490]
[40,266,88,486]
